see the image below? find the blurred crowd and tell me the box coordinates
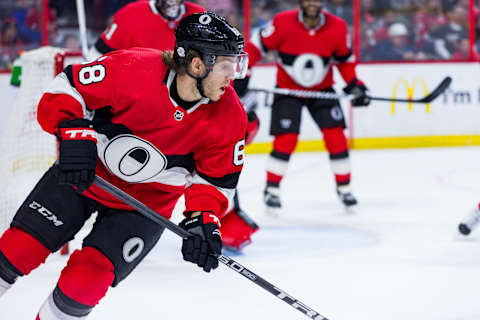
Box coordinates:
[0,0,478,69]
[360,0,477,61]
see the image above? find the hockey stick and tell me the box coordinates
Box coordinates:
[75,0,89,58]
[93,175,328,320]
[249,76,452,103]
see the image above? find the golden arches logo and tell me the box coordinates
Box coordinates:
[391,77,430,114]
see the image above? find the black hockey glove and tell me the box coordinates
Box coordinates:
[233,76,250,98]
[179,211,222,272]
[343,78,371,107]
[56,118,98,193]
[246,110,259,145]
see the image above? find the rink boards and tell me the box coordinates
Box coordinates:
[247,62,480,152]
[1,62,479,152]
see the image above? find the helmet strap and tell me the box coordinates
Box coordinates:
[184,67,211,99]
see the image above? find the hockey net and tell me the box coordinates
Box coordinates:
[0,47,83,253]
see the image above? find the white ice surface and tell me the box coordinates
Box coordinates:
[1,147,480,320]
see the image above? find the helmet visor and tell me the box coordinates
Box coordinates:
[212,53,249,80]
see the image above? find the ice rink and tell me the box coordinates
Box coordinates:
[1,146,480,320]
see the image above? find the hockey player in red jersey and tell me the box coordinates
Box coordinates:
[88,0,205,60]
[246,0,370,211]
[88,0,259,252]
[0,12,248,319]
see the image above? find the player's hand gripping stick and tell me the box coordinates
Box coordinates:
[93,175,330,320]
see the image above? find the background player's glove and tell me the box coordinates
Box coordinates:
[343,78,371,107]
[56,118,98,193]
[179,211,222,272]
[234,76,260,145]
[233,76,250,97]
[246,110,259,145]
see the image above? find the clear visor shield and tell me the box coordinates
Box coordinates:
[212,53,249,80]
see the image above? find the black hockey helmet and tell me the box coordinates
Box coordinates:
[174,12,246,70]
[174,12,248,98]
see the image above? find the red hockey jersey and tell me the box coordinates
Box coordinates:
[96,1,205,53]
[37,48,247,219]
[246,10,358,90]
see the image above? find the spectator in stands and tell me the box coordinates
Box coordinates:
[202,0,239,16]
[105,0,138,17]
[371,10,402,44]
[413,0,447,47]
[442,0,460,12]
[371,22,427,60]
[250,0,271,31]
[374,0,422,12]
[0,18,24,70]
[61,33,80,51]
[359,0,381,60]
[325,0,353,24]
[451,37,473,59]
[25,0,57,45]
[431,4,468,59]
[12,0,41,48]
[476,13,480,54]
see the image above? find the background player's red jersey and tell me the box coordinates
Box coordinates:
[98,1,205,52]
[37,48,246,219]
[246,10,358,91]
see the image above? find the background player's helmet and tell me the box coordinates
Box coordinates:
[174,12,247,78]
[157,0,185,20]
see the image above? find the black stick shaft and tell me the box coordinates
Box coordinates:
[93,176,329,320]
[250,76,451,104]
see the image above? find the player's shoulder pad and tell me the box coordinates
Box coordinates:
[115,0,150,19]
[185,1,206,13]
[272,9,298,30]
[83,48,168,80]
[323,11,348,28]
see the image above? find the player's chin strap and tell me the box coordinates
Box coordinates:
[184,67,211,99]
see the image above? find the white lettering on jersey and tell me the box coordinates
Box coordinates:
[261,21,275,38]
[29,201,64,227]
[79,65,106,85]
[105,23,118,41]
[233,139,245,166]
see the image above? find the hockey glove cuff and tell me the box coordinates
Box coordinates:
[56,118,98,193]
[246,110,259,145]
[233,76,251,98]
[179,211,222,272]
[343,78,371,107]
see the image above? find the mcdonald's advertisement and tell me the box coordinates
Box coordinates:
[245,62,480,151]
[354,63,480,141]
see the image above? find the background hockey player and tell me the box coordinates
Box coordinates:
[88,0,205,59]
[88,0,259,252]
[0,12,248,319]
[245,0,371,211]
